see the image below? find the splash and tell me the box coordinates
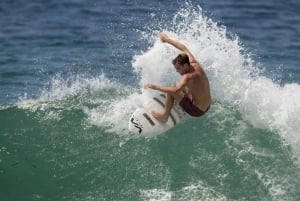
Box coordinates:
[15,3,300,156]
[133,3,300,159]
[16,73,141,134]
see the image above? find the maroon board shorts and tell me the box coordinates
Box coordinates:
[179,94,210,117]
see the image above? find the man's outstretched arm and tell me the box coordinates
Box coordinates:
[144,74,189,94]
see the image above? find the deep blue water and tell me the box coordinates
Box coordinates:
[1,0,300,200]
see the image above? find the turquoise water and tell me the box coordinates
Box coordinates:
[1,1,300,200]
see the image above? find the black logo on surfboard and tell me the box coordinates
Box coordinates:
[130,116,142,134]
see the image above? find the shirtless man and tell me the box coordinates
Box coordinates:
[144,33,211,123]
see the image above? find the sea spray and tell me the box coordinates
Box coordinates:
[15,3,300,160]
[16,73,139,134]
[133,3,300,162]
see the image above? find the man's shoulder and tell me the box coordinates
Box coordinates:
[190,60,202,70]
[183,71,200,81]
[190,59,199,65]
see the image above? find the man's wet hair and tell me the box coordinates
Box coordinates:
[172,53,190,65]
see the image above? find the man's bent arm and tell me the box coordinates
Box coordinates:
[160,33,197,63]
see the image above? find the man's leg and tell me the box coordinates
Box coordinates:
[151,91,185,123]
[151,93,174,123]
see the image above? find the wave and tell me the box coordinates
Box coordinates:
[11,3,300,162]
[132,3,300,162]
[14,73,141,135]
[1,3,300,200]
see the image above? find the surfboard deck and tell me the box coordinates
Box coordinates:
[129,94,185,137]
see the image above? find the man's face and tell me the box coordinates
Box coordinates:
[174,63,187,75]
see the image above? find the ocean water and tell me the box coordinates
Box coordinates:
[1,0,300,200]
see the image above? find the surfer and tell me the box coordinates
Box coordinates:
[144,33,211,123]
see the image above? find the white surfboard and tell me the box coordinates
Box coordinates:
[129,94,185,137]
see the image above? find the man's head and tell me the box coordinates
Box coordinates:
[172,53,190,66]
[172,53,191,75]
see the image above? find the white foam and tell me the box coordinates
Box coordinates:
[18,73,115,106]
[17,73,142,132]
[140,189,172,201]
[140,181,228,201]
[255,170,288,200]
[83,92,144,134]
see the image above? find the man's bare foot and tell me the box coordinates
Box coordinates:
[151,110,168,123]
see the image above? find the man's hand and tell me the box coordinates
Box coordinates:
[144,83,156,89]
[159,33,169,43]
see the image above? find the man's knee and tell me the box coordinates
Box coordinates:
[167,90,184,101]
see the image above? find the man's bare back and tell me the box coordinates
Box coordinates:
[185,63,211,111]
